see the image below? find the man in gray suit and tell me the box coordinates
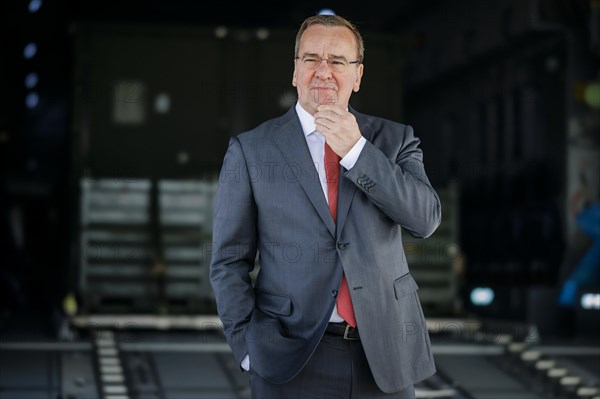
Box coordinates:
[210,14,441,398]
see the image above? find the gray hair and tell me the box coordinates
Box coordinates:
[294,15,364,63]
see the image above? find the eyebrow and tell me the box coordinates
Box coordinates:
[300,52,349,62]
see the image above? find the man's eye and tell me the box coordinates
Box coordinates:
[331,60,345,66]
[304,58,319,63]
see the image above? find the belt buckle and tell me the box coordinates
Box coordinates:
[343,324,359,340]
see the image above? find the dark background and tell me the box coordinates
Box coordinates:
[1,0,599,338]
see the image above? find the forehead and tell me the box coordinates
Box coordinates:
[298,24,357,57]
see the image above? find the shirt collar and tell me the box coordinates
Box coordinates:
[295,102,317,137]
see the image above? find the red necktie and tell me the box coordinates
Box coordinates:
[324,142,357,327]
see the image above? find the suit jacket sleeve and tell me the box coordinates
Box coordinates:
[209,137,257,365]
[344,124,441,238]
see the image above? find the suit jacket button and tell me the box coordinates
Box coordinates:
[331,290,338,297]
[368,187,375,193]
[337,242,347,249]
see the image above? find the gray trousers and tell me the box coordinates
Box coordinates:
[249,332,416,399]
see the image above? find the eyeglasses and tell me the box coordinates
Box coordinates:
[295,55,360,73]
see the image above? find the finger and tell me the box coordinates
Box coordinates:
[314,113,336,126]
[317,129,334,142]
[316,109,346,124]
[315,114,338,128]
[317,104,345,113]
[317,126,344,143]
[317,124,342,141]
[315,120,333,134]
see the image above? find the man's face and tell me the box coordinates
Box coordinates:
[293,24,364,116]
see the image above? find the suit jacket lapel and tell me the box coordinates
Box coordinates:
[336,107,373,238]
[272,107,336,237]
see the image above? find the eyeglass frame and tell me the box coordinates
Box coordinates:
[294,54,361,72]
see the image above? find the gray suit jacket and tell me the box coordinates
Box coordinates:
[209,106,441,393]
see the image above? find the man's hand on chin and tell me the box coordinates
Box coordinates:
[314,104,362,158]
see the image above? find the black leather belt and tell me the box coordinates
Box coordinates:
[325,322,360,340]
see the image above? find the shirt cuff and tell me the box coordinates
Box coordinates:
[340,136,366,170]
[241,354,250,371]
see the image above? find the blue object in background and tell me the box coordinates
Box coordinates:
[559,202,600,307]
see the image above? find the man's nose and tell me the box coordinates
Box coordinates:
[315,59,333,78]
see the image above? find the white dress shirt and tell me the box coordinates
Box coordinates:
[241,102,367,371]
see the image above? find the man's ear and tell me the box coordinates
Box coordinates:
[353,63,364,92]
[292,69,297,87]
